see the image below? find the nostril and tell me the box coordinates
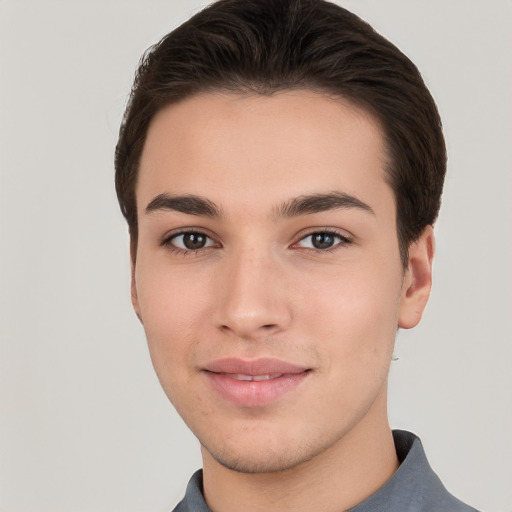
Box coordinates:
[221,323,276,330]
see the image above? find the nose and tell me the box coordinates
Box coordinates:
[214,247,293,340]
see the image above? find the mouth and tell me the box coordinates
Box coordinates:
[204,357,309,375]
[202,358,311,407]
[222,373,285,381]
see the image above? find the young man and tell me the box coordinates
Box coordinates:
[115,1,478,510]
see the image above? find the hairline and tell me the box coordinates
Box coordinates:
[129,86,410,267]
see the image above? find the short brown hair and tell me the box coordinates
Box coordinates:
[115,0,446,265]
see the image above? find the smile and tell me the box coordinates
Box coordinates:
[202,358,311,407]
[225,373,283,381]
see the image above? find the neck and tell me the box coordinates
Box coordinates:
[201,398,399,512]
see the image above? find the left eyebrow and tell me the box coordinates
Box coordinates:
[275,192,374,219]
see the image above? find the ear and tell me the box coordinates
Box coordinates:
[131,259,143,324]
[398,226,435,329]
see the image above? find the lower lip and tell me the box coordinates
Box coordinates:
[204,371,310,407]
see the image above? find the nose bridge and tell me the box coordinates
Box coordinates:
[216,243,291,338]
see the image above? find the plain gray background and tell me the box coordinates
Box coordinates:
[1,1,511,511]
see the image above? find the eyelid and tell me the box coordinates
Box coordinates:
[160,227,221,252]
[159,226,352,254]
[172,233,216,249]
[292,228,353,250]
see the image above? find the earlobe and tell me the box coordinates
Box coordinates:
[398,226,435,329]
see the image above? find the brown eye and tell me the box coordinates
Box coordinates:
[169,232,215,251]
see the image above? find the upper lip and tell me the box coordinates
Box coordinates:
[203,357,309,375]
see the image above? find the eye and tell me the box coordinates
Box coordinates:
[166,231,216,251]
[296,231,351,250]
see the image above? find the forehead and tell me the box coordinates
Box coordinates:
[137,90,391,215]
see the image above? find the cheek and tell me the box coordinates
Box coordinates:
[298,259,402,363]
[134,263,210,387]
[136,254,213,327]
[297,267,400,421]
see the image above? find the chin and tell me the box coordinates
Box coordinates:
[200,432,331,475]
[207,446,308,474]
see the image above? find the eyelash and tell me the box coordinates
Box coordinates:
[161,230,219,256]
[161,228,352,255]
[294,229,353,252]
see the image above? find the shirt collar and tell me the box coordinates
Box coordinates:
[347,430,445,511]
[172,430,474,512]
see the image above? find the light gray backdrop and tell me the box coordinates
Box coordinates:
[1,1,511,511]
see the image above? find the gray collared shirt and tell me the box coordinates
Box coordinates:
[172,430,479,512]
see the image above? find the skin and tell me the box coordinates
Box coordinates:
[132,91,434,512]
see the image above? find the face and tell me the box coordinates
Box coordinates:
[132,91,432,473]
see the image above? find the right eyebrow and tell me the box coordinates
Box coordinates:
[145,193,222,218]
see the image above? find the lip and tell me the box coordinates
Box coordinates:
[203,358,311,407]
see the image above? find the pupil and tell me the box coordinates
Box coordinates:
[312,233,334,249]
[183,233,206,250]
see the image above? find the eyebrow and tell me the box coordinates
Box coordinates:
[145,193,222,217]
[144,191,373,220]
[275,192,374,219]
